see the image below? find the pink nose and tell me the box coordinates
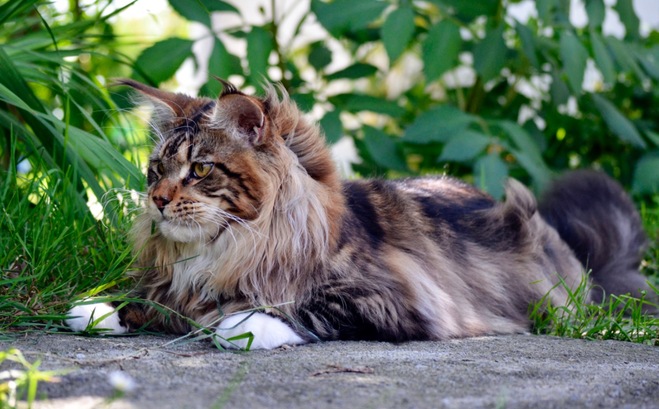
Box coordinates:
[153,196,171,212]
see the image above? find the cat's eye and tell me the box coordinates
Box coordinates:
[192,162,213,179]
[156,162,165,174]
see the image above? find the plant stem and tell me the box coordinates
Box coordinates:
[1,130,9,172]
[270,0,291,91]
[69,0,81,22]
[465,77,485,114]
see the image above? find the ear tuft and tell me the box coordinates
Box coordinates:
[212,76,242,97]
[113,78,191,119]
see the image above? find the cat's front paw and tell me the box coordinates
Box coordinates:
[215,312,305,350]
[66,301,128,335]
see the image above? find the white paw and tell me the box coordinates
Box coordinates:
[215,312,305,350]
[66,301,128,335]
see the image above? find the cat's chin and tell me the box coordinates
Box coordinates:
[158,220,215,243]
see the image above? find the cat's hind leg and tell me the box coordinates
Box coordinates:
[66,300,128,335]
[215,312,305,350]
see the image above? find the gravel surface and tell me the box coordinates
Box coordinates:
[1,333,658,408]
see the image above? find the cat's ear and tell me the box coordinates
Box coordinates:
[114,78,192,122]
[213,82,268,145]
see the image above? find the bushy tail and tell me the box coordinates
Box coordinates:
[538,170,649,303]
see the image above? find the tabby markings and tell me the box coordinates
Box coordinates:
[343,182,385,246]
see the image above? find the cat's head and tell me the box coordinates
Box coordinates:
[120,79,310,243]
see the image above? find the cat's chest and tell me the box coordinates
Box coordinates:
[168,246,221,297]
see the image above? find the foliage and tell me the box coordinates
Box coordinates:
[0,348,68,409]
[0,0,143,220]
[0,144,137,330]
[128,0,659,199]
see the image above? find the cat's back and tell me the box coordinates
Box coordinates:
[339,176,500,250]
[325,176,540,340]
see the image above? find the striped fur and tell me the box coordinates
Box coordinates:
[86,80,650,346]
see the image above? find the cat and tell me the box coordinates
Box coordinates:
[66,79,651,349]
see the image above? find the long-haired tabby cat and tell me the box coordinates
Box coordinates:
[66,79,650,349]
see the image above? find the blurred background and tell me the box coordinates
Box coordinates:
[2,0,659,206]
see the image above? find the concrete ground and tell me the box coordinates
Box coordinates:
[1,333,658,409]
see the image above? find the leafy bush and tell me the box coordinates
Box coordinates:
[129,0,659,199]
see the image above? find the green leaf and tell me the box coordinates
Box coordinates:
[496,121,544,164]
[291,92,315,112]
[363,126,408,171]
[200,39,242,96]
[592,94,646,149]
[550,71,570,106]
[211,38,242,77]
[495,120,551,187]
[633,46,659,81]
[559,31,588,94]
[645,130,659,147]
[311,0,387,37]
[473,26,507,83]
[246,26,273,83]
[632,151,659,194]
[329,94,405,117]
[199,0,239,13]
[585,0,605,30]
[474,154,508,199]
[134,38,194,84]
[432,0,498,22]
[320,110,343,144]
[403,105,475,144]
[0,0,39,25]
[308,42,332,71]
[168,0,211,27]
[225,332,254,351]
[326,63,378,80]
[613,0,640,41]
[66,127,143,187]
[536,0,557,24]
[439,130,490,162]
[381,7,416,64]
[422,20,461,82]
[343,28,381,44]
[169,0,239,23]
[590,31,616,85]
[516,22,539,69]
[606,36,647,81]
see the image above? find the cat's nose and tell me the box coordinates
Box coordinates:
[153,196,171,213]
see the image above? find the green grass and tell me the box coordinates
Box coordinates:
[530,278,658,345]
[0,158,137,334]
[641,197,659,288]
[530,200,659,345]
[0,348,69,408]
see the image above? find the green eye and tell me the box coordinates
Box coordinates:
[193,162,213,178]
[156,162,165,174]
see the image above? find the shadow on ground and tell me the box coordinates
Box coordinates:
[1,333,658,408]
